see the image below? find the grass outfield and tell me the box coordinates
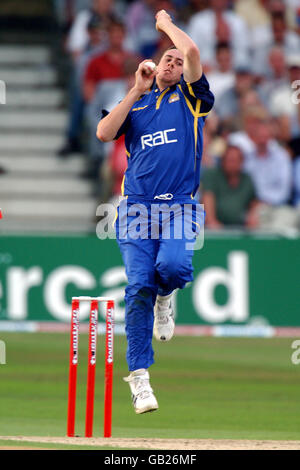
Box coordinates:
[0,333,299,444]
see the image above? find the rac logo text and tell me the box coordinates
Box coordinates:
[141,128,177,149]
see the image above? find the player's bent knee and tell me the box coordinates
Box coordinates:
[156,258,192,285]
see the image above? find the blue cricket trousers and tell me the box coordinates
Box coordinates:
[115,197,202,371]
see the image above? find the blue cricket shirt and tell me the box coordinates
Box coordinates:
[105,73,214,200]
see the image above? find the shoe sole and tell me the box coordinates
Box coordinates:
[135,405,159,414]
[153,320,175,342]
[153,332,174,342]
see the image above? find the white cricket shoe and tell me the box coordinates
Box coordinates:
[153,293,175,342]
[123,369,159,414]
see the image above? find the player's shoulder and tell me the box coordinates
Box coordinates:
[177,73,214,115]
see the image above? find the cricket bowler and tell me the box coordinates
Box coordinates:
[97,9,214,414]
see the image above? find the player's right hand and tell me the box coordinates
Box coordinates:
[134,60,156,95]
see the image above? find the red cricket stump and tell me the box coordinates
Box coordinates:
[67,298,80,437]
[104,300,114,438]
[85,299,98,437]
[67,296,114,438]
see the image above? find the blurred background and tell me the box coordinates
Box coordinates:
[0,0,299,332]
[0,0,300,233]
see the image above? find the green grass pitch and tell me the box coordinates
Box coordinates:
[0,333,299,443]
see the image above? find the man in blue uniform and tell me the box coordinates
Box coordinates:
[97,10,214,414]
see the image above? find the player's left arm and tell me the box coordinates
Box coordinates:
[155,9,202,83]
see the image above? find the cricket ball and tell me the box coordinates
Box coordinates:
[144,61,156,72]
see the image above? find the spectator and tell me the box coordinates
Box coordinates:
[206,42,235,103]
[234,0,270,30]
[270,0,297,29]
[214,65,254,128]
[239,89,263,117]
[229,105,274,161]
[251,2,300,77]
[196,122,220,201]
[243,118,292,206]
[236,0,298,31]
[201,127,218,171]
[201,145,259,228]
[195,120,220,202]
[268,55,300,144]
[66,0,117,59]
[53,0,76,38]
[85,56,139,182]
[58,14,106,157]
[257,46,288,108]
[83,19,136,103]
[270,55,300,121]
[187,0,250,69]
[93,134,128,204]
[107,134,128,198]
[201,109,227,164]
[293,2,300,35]
[175,0,209,27]
[201,112,220,168]
[54,1,91,35]
[125,0,175,57]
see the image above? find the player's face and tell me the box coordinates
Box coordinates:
[156,49,184,87]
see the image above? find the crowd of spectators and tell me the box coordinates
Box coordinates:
[53,0,300,232]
